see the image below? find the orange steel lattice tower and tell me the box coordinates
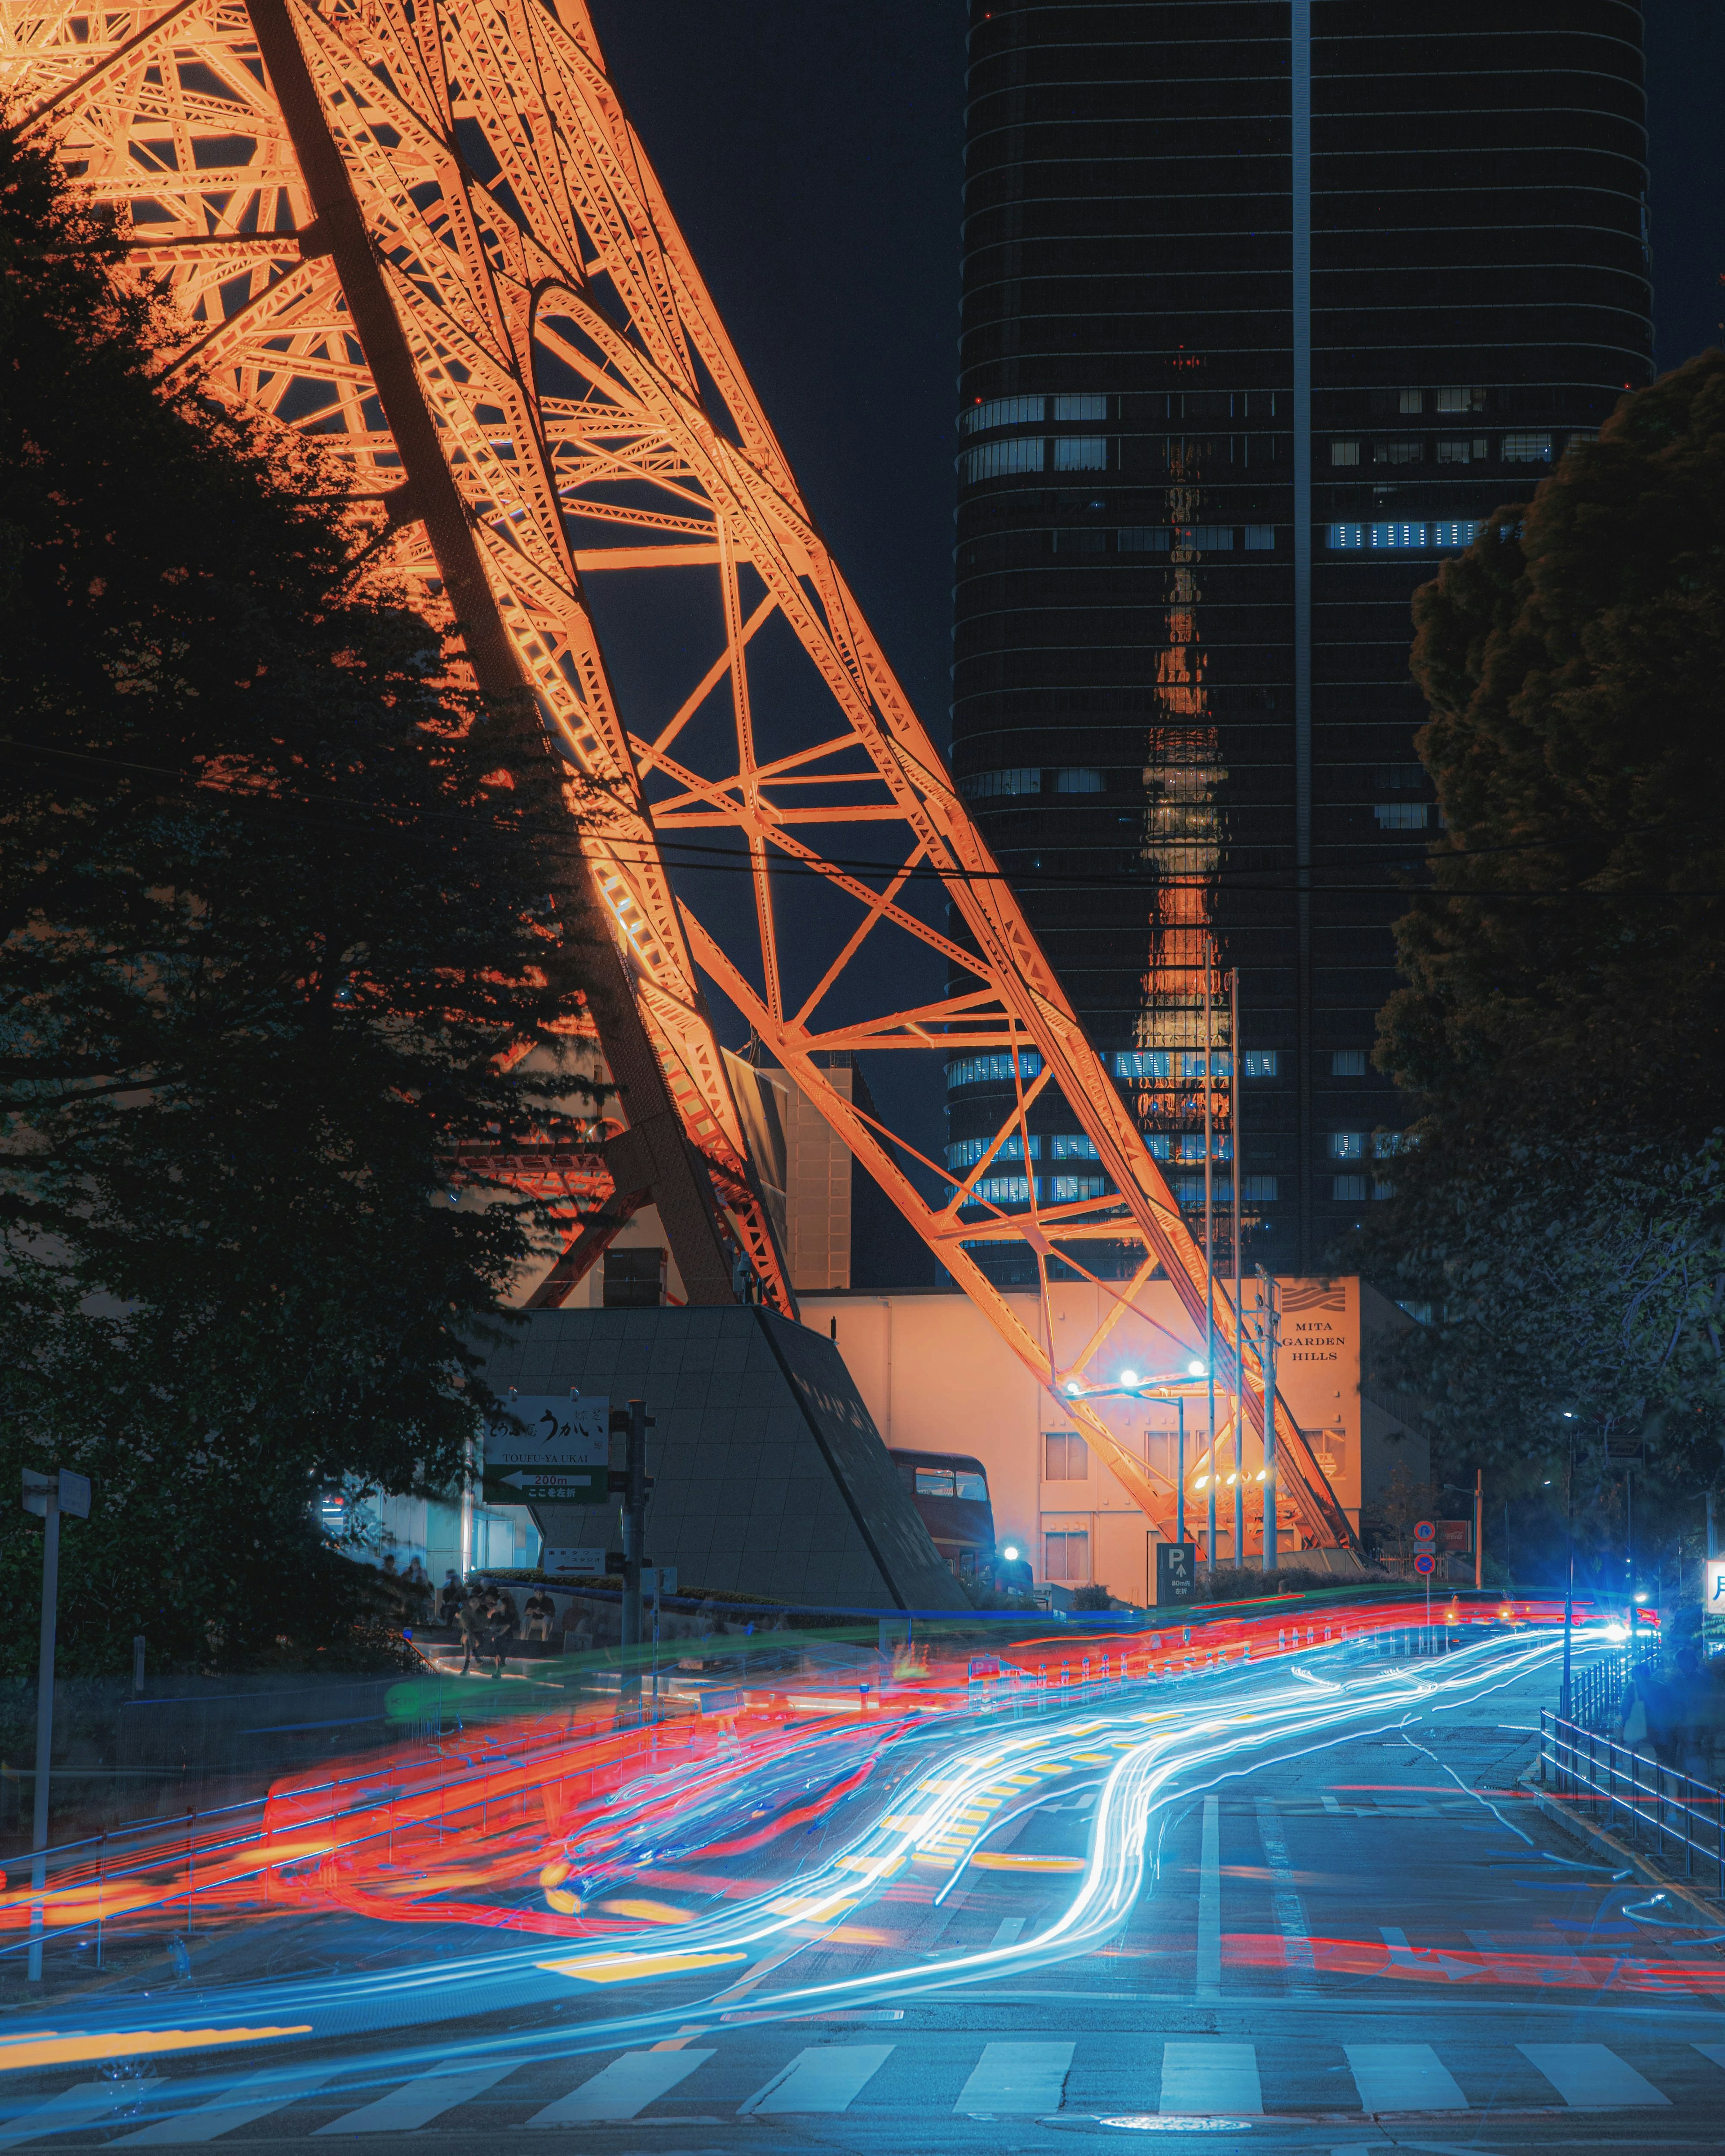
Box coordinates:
[5,0,1352,1549]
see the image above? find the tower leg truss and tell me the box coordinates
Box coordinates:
[7,0,1353,1549]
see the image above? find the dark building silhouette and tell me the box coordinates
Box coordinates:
[949,0,1652,1272]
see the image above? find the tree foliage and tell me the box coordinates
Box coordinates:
[1362,354,1725,1547]
[0,120,589,1672]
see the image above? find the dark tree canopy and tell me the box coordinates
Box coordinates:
[1379,348,1725,1131]
[1360,354,1725,1558]
[0,119,589,1673]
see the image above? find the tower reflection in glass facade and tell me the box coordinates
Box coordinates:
[948,0,1651,1275]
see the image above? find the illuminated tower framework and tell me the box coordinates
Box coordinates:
[4,0,1353,1550]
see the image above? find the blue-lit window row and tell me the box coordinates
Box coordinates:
[946,1051,1044,1089]
[1112,1049,1233,1080]
[1327,521,1483,551]
[944,1132,1106,1170]
[947,1047,1280,1091]
[1172,1175,1279,1203]
[961,1174,1111,1207]
[1333,1176,1396,1202]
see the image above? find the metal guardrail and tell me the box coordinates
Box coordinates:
[1539,1710,1725,1905]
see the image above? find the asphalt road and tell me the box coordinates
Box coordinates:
[1,1633,1718,2156]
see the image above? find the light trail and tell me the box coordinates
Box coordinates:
[0,1617,1609,2102]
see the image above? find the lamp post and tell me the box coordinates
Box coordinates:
[1203,936,1217,1571]
[1230,967,1244,1568]
[1175,1396,1185,1548]
[1560,1415,1577,1721]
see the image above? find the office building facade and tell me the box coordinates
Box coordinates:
[950,0,1652,1270]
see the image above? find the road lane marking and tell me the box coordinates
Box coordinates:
[954,2041,1073,2113]
[1196,1795,1221,2001]
[1256,1795,1317,1997]
[526,2050,715,2125]
[738,2045,893,2113]
[991,1917,1026,1947]
[1517,2043,1670,2107]
[0,2082,165,2146]
[1159,2040,1261,2115]
[315,2064,518,2134]
[1345,2043,1468,2111]
[115,2068,340,2143]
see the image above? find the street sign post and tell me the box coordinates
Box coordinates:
[482,1396,608,1505]
[21,1467,92,1980]
[1706,1558,1725,1658]
[543,1546,607,1576]
[1156,1540,1199,1608]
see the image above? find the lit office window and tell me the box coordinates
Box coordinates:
[1243,524,1275,549]
[1053,393,1108,420]
[1330,441,1360,466]
[1435,387,1482,412]
[1113,1050,1172,1079]
[1375,440,1424,464]
[1330,1049,1367,1075]
[946,1051,1044,1088]
[1054,766,1106,792]
[1330,1132,1365,1159]
[1243,1050,1278,1078]
[970,1174,1033,1205]
[1048,1174,1107,1203]
[1241,1175,1279,1201]
[1399,389,1424,413]
[1051,1134,1100,1161]
[1333,1175,1368,1201]
[1374,802,1428,829]
[1053,435,1109,470]
[1502,432,1553,463]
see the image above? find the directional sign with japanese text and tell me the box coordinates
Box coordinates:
[482,1396,609,1505]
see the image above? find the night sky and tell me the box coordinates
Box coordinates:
[582,0,1720,1162]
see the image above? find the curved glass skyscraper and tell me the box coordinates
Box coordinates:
[950,0,1652,1274]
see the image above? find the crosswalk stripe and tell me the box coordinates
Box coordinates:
[525,2050,714,2125]
[1345,2043,1468,2112]
[991,1917,1025,1947]
[316,2064,518,2134]
[1159,2040,1261,2115]
[954,2041,1073,2114]
[738,2046,893,2115]
[0,2082,165,2147]
[115,2069,341,2143]
[1518,2044,1670,2107]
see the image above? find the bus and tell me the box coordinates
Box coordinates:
[890,1449,995,1582]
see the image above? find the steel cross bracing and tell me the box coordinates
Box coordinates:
[6,0,1351,1550]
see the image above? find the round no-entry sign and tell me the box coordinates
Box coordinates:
[1414,1551,1437,1576]
[1413,1520,1436,1542]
